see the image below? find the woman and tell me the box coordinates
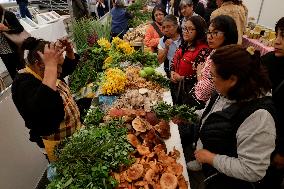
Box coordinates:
[192,45,276,189]
[170,15,210,106]
[96,0,108,18]
[210,0,247,44]
[72,0,90,20]
[260,17,284,189]
[158,15,181,77]
[111,0,132,38]
[0,5,25,80]
[144,4,167,52]
[179,0,198,27]
[194,15,238,103]
[12,37,82,162]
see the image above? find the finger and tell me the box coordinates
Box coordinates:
[49,42,55,50]
[44,44,50,53]
[57,47,66,56]
[37,51,44,59]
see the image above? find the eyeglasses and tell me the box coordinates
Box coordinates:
[206,31,224,38]
[182,27,196,33]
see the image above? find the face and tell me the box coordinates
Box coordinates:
[274,29,284,57]
[154,10,165,24]
[180,4,193,18]
[207,24,225,49]
[182,20,197,42]
[209,63,237,97]
[216,0,223,7]
[162,21,178,38]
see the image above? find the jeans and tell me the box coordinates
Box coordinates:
[18,2,32,19]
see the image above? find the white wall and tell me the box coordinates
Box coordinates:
[242,0,284,29]
[258,0,284,29]
[242,0,262,21]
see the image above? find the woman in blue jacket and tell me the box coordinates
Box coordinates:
[111,0,132,38]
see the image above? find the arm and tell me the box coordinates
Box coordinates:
[5,11,24,34]
[13,75,65,136]
[157,38,168,64]
[144,25,160,48]
[60,54,80,79]
[125,11,133,19]
[213,110,276,181]
[194,58,215,102]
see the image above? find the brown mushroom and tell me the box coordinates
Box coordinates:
[127,134,141,148]
[127,164,144,181]
[132,117,147,132]
[160,173,178,189]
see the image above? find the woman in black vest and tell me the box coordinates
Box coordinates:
[189,45,277,189]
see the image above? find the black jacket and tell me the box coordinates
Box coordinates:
[262,52,284,155]
[198,93,277,189]
[11,55,79,147]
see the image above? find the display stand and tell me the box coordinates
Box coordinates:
[19,17,39,30]
[36,13,59,25]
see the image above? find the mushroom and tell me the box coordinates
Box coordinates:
[132,117,147,132]
[160,173,178,189]
[127,134,141,147]
[127,164,144,181]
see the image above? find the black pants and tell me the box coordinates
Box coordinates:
[0,52,24,80]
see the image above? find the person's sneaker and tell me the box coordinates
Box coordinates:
[187,160,202,171]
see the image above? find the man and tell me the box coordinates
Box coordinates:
[16,0,32,19]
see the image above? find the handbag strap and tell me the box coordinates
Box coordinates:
[1,10,5,24]
[151,22,163,38]
[273,79,284,95]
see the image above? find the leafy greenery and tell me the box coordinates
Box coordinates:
[71,17,111,52]
[127,0,151,28]
[129,50,159,67]
[83,107,104,127]
[148,72,171,88]
[47,120,134,189]
[69,46,108,94]
[153,102,198,123]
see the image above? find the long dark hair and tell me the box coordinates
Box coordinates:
[210,15,238,46]
[211,44,271,101]
[151,4,167,22]
[275,17,284,32]
[180,15,207,55]
[22,37,49,65]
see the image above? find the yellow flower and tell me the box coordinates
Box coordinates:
[101,68,127,95]
[112,37,123,46]
[98,38,111,50]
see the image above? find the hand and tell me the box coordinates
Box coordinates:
[171,71,178,83]
[164,39,173,49]
[37,43,65,69]
[58,37,74,52]
[196,63,204,81]
[57,38,75,59]
[196,63,204,74]
[0,23,9,31]
[272,153,284,169]
[195,149,216,165]
[171,71,183,83]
